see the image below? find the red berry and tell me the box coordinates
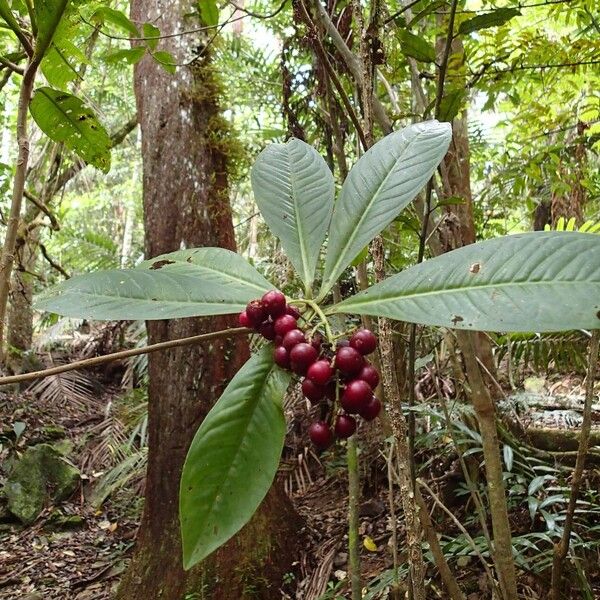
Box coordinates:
[306,360,333,386]
[335,414,357,438]
[308,421,333,449]
[282,328,306,350]
[238,311,251,327]
[273,346,290,369]
[261,290,287,317]
[290,343,318,374]
[359,395,382,421]
[246,299,266,327]
[350,329,378,355]
[358,363,380,389]
[301,378,326,402]
[274,314,297,336]
[286,305,301,319]
[258,320,276,340]
[341,379,372,413]
[335,346,364,376]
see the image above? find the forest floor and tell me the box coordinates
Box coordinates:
[2,339,600,599]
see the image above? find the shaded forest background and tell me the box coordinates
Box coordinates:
[0,0,599,598]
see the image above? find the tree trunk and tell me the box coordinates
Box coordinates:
[116,2,301,598]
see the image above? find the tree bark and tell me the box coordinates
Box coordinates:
[116,2,301,598]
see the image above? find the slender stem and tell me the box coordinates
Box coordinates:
[303,299,333,344]
[417,479,497,586]
[347,435,362,600]
[0,60,39,362]
[0,327,251,385]
[551,330,600,599]
[413,485,466,600]
[386,440,401,595]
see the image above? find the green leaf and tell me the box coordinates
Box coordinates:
[407,0,446,27]
[104,47,146,65]
[142,22,160,51]
[29,87,112,172]
[458,7,520,36]
[328,232,600,333]
[91,6,139,36]
[34,0,70,59]
[152,50,176,73]
[41,34,87,88]
[35,247,273,320]
[0,1,25,41]
[198,0,219,27]
[180,346,290,568]
[503,444,514,472]
[438,89,467,122]
[398,29,436,63]
[251,138,334,291]
[319,121,452,298]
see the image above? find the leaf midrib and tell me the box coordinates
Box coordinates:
[187,364,277,565]
[137,260,271,294]
[36,88,107,162]
[321,128,431,296]
[331,277,600,312]
[286,143,311,286]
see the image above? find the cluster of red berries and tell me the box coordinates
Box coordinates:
[239,290,382,450]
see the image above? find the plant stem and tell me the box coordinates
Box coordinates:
[0,327,251,386]
[413,485,466,600]
[303,299,334,344]
[550,329,600,599]
[0,60,39,363]
[347,434,362,600]
[456,330,518,600]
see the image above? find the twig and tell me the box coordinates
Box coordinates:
[417,478,497,586]
[414,485,466,600]
[0,55,24,74]
[23,190,60,230]
[0,327,251,385]
[550,330,600,599]
[347,435,362,600]
[38,242,69,279]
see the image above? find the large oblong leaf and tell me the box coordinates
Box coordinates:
[180,346,290,569]
[319,121,452,298]
[30,87,112,173]
[251,138,334,292]
[328,232,600,333]
[34,0,70,59]
[35,247,273,320]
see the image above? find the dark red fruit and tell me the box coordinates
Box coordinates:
[261,290,287,317]
[258,320,276,340]
[286,305,301,319]
[273,346,290,369]
[301,378,326,402]
[308,421,333,449]
[274,314,297,336]
[238,311,251,327]
[358,363,380,389]
[306,360,333,386]
[290,343,318,374]
[359,395,382,421]
[335,346,364,376]
[350,329,378,355]
[246,299,266,327]
[341,379,372,413]
[335,414,357,438]
[282,328,306,350]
